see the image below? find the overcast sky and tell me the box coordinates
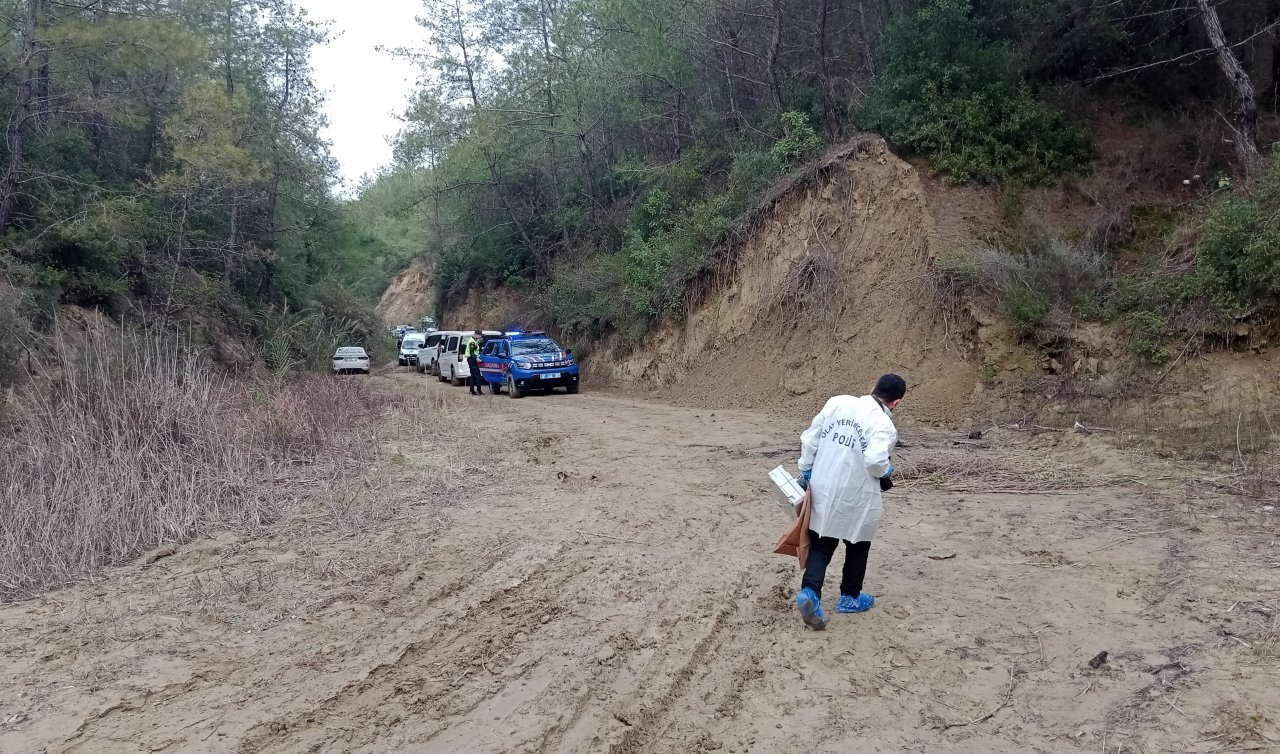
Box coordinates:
[298,0,424,191]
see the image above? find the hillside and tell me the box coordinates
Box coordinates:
[377,263,435,326]
[406,137,977,421]
[379,124,1280,459]
[362,0,1280,457]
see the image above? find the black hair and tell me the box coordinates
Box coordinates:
[873,373,907,402]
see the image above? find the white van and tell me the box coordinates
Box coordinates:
[439,330,501,386]
[398,332,427,367]
[415,331,445,374]
[431,331,465,382]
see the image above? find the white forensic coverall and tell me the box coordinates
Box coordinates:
[798,394,898,543]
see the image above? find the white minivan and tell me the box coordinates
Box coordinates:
[438,330,501,386]
[398,332,427,367]
[432,331,466,383]
[414,331,445,375]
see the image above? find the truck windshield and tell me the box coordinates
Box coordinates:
[511,338,560,356]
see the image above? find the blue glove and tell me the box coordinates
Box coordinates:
[885,464,894,477]
[799,468,812,490]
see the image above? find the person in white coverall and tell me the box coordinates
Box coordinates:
[794,373,905,630]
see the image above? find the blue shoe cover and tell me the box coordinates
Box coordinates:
[796,587,826,630]
[836,593,875,613]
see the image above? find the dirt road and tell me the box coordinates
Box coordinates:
[3,373,1278,753]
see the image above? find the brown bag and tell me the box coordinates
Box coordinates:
[773,490,812,566]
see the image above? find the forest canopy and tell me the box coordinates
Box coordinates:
[367,0,1280,340]
[4,0,1280,366]
[0,0,392,376]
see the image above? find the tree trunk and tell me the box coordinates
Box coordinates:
[0,0,39,233]
[224,1,236,97]
[539,0,566,255]
[455,0,481,108]
[767,0,784,111]
[1197,0,1263,175]
[266,46,292,241]
[33,0,49,121]
[429,149,445,259]
[815,0,841,138]
[856,0,876,77]
[88,70,105,172]
[225,192,239,284]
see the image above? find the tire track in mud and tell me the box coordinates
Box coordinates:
[238,545,572,754]
[48,526,526,754]
[606,572,779,754]
[58,671,231,754]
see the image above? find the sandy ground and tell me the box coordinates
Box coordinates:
[2,371,1279,754]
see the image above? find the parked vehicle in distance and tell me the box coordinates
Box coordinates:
[439,330,501,386]
[478,331,579,398]
[399,332,427,367]
[415,331,445,374]
[332,346,370,375]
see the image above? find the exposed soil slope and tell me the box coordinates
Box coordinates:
[2,373,1276,753]
[593,136,978,423]
[377,263,434,325]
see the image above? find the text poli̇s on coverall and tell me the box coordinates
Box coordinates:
[798,395,897,544]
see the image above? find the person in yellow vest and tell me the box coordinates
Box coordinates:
[465,329,484,395]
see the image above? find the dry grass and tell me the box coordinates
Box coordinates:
[0,325,391,601]
[1107,392,1280,503]
[894,443,1123,493]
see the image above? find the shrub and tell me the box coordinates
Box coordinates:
[0,280,38,385]
[1125,310,1171,364]
[1004,283,1052,336]
[618,148,783,329]
[862,0,1092,184]
[1195,197,1280,313]
[1106,159,1280,351]
[542,253,630,340]
[770,111,823,167]
[933,231,1107,340]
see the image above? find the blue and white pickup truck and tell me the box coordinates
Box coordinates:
[477,331,580,398]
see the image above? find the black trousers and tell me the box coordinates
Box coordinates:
[801,530,871,598]
[467,357,483,392]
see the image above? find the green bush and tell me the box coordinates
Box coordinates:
[1003,283,1052,336]
[0,281,38,385]
[862,0,1092,184]
[1125,310,1170,364]
[543,254,630,340]
[934,230,1106,341]
[619,148,782,329]
[1195,198,1280,313]
[770,111,823,167]
[1106,158,1280,351]
[433,236,531,315]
